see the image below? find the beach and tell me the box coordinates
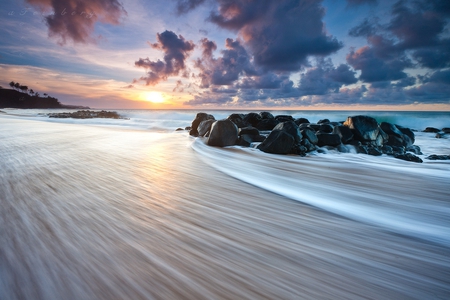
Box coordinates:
[1,112,450,299]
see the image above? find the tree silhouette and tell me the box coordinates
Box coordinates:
[19,85,28,93]
[29,89,34,95]
[14,82,21,90]
[9,81,15,90]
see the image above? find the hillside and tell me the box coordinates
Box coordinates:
[0,89,89,109]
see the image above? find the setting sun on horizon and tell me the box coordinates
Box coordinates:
[143,91,165,104]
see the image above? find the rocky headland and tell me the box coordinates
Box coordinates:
[185,112,450,163]
[46,110,127,119]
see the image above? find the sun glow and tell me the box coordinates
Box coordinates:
[144,91,165,103]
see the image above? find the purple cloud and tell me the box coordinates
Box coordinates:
[26,0,126,44]
[134,31,195,85]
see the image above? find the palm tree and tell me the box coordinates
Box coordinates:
[19,85,28,93]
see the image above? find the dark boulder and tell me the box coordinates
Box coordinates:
[275,115,294,122]
[207,120,238,147]
[301,128,318,145]
[238,127,265,145]
[380,122,403,138]
[318,124,334,133]
[426,154,450,160]
[367,146,382,156]
[228,113,249,128]
[308,124,321,131]
[332,125,353,144]
[239,126,260,136]
[256,118,279,131]
[318,118,330,124]
[190,113,215,136]
[356,145,368,154]
[344,115,380,142]
[396,125,415,145]
[244,113,262,127]
[381,145,394,156]
[198,119,216,137]
[317,133,341,147]
[394,153,423,163]
[300,138,316,152]
[406,145,422,155]
[259,111,274,119]
[442,128,450,134]
[423,127,440,133]
[294,118,310,126]
[273,121,302,143]
[257,130,295,154]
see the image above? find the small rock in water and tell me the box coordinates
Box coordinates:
[426,154,450,160]
[423,127,440,133]
[394,153,423,163]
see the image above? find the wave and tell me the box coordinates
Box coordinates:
[191,138,450,246]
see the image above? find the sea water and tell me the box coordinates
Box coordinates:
[1,109,450,299]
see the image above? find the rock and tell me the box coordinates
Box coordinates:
[48,110,125,119]
[244,113,262,127]
[396,125,415,146]
[238,127,265,145]
[190,113,215,136]
[207,120,238,147]
[259,111,274,119]
[394,153,423,163]
[423,127,440,133]
[380,122,403,137]
[185,126,192,131]
[175,128,184,131]
[381,145,394,155]
[442,128,450,134]
[294,118,310,126]
[332,125,353,144]
[273,121,302,143]
[356,145,368,154]
[301,128,318,145]
[367,146,382,156]
[426,154,450,160]
[198,119,216,137]
[374,129,389,147]
[257,130,295,154]
[275,115,294,122]
[344,115,379,142]
[228,113,249,128]
[317,133,341,147]
[300,138,316,152]
[239,126,260,136]
[318,124,334,133]
[406,145,422,155]
[256,118,279,131]
[308,124,321,131]
[317,118,330,124]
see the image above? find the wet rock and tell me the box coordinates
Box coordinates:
[396,125,415,146]
[308,124,321,131]
[344,115,380,142]
[367,146,382,156]
[256,118,279,131]
[198,119,216,137]
[442,128,450,134]
[318,118,330,124]
[300,138,316,152]
[228,113,249,128]
[318,124,334,133]
[48,110,125,120]
[175,128,184,131]
[381,145,394,156]
[300,128,318,145]
[406,145,422,155]
[273,121,302,143]
[426,154,450,160]
[244,113,262,127]
[394,153,423,163]
[207,120,238,147]
[257,130,295,154]
[190,113,215,136]
[294,118,310,126]
[259,111,274,119]
[275,115,294,122]
[317,133,341,147]
[424,127,440,133]
[332,125,354,144]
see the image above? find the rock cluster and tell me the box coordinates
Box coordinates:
[47,110,126,119]
[423,127,450,138]
[186,112,448,163]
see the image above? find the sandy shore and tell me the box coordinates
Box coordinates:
[1,115,449,299]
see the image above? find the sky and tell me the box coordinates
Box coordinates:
[0,0,449,110]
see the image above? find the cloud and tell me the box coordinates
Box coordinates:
[348,0,450,71]
[25,0,126,44]
[175,0,207,14]
[195,37,256,88]
[298,59,357,95]
[346,0,377,6]
[134,30,195,85]
[346,46,410,82]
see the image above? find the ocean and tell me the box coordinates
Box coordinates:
[1,108,450,299]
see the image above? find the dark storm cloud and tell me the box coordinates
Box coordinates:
[134,31,195,85]
[175,0,207,14]
[26,0,126,44]
[346,0,377,6]
[177,0,343,71]
[298,59,357,95]
[347,46,410,82]
[195,38,256,88]
[348,0,450,72]
[419,69,450,85]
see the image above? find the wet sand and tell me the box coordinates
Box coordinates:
[1,115,449,299]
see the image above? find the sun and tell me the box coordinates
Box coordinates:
[144,91,165,103]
